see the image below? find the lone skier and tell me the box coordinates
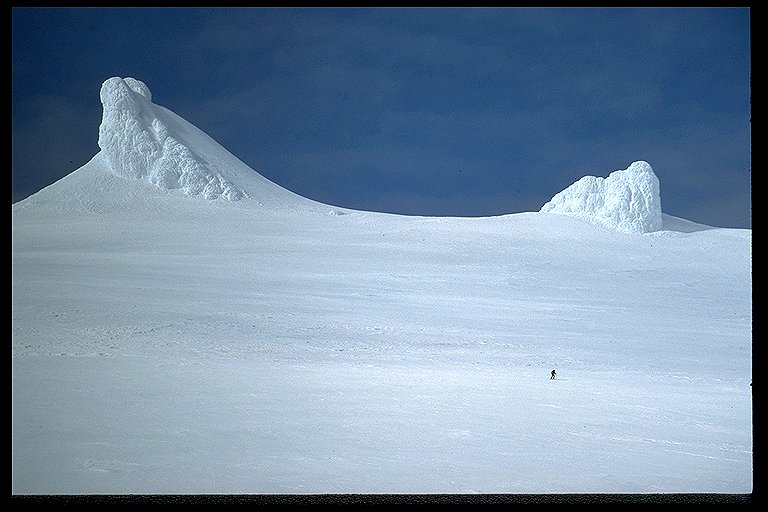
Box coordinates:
[550,369,557,380]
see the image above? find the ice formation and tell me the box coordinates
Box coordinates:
[540,161,663,234]
[98,77,243,200]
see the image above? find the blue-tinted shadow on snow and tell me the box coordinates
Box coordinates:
[661,214,717,233]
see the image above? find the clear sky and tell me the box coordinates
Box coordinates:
[11,7,751,228]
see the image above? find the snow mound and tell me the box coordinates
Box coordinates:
[98,77,244,201]
[540,161,663,234]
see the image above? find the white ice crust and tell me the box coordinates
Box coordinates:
[540,161,663,234]
[97,77,243,201]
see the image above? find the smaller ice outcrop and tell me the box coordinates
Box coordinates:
[540,161,663,234]
[97,77,243,201]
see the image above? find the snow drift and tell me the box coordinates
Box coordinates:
[98,77,244,201]
[540,161,663,234]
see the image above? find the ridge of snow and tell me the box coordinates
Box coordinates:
[97,77,244,201]
[539,161,663,235]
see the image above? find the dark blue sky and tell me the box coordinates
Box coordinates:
[12,7,751,228]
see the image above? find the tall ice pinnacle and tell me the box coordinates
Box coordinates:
[97,77,243,200]
[540,161,663,234]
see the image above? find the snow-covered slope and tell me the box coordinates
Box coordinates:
[11,78,752,495]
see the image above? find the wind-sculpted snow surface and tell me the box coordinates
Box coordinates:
[98,77,244,201]
[540,161,663,234]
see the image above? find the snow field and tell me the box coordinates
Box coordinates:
[11,76,751,494]
[12,202,752,493]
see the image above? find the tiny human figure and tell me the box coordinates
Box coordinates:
[550,369,557,380]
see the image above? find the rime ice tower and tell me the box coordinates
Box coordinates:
[98,77,244,201]
[540,161,663,234]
